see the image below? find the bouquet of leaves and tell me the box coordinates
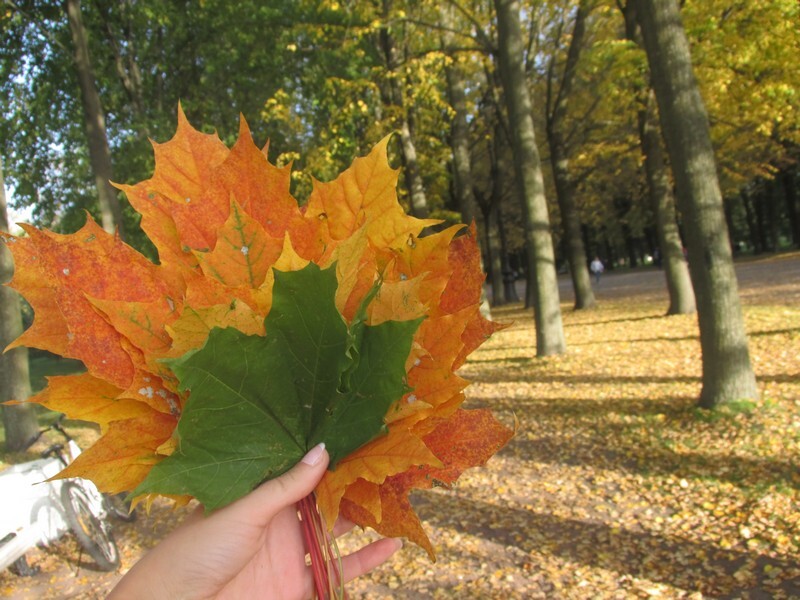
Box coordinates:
[2,107,512,594]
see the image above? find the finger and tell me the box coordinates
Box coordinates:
[333,516,356,537]
[229,443,329,522]
[340,537,403,583]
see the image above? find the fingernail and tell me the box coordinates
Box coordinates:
[301,443,326,466]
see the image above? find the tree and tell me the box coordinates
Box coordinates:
[494,0,565,356]
[377,0,430,219]
[441,6,479,227]
[544,0,596,310]
[0,155,38,451]
[634,0,757,407]
[65,0,123,236]
[637,89,696,314]
[621,2,695,315]
[681,0,800,196]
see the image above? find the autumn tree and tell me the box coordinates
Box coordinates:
[544,0,596,310]
[682,0,800,197]
[65,0,123,236]
[621,2,695,315]
[0,155,38,451]
[494,0,565,355]
[636,89,696,315]
[375,0,431,219]
[634,0,757,407]
[440,4,480,227]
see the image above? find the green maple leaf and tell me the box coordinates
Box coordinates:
[134,262,422,510]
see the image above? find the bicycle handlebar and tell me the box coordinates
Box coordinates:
[40,443,65,461]
[23,414,71,450]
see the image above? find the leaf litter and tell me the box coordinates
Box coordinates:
[340,253,800,599]
[2,258,798,599]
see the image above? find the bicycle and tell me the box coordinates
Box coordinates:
[0,415,131,574]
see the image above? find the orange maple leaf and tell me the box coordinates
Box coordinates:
[2,107,513,558]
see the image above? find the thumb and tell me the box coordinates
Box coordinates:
[235,443,329,520]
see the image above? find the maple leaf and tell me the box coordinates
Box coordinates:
[2,108,513,558]
[134,263,423,509]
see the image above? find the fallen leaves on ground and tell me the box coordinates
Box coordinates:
[1,254,798,598]
[341,254,800,599]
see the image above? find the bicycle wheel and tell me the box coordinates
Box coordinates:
[103,493,137,522]
[10,555,39,577]
[60,482,120,571]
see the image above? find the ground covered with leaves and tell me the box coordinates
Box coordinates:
[2,254,798,598]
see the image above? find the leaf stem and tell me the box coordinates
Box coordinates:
[298,493,346,600]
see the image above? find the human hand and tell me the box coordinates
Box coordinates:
[109,444,402,599]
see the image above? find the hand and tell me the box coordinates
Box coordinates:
[109,444,401,599]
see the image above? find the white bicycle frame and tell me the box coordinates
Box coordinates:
[0,439,108,572]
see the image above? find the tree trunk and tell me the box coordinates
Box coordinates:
[638,90,696,314]
[783,168,799,248]
[740,188,761,253]
[446,63,479,226]
[486,201,505,305]
[495,0,565,356]
[96,0,150,139]
[753,183,769,252]
[0,157,38,451]
[497,202,520,304]
[635,0,757,408]
[66,0,123,237]
[623,3,695,314]
[444,53,492,319]
[486,124,508,305]
[544,1,595,310]
[765,178,781,252]
[379,0,429,219]
[397,118,429,219]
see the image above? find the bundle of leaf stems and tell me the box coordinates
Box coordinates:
[298,493,346,599]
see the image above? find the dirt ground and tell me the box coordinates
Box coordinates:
[1,252,798,599]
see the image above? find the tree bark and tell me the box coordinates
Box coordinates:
[623,3,695,315]
[446,62,479,226]
[783,168,799,248]
[397,118,429,219]
[638,90,696,314]
[765,178,781,252]
[486,200,505,305]
[65,0,124,237]
[740,188,761,253]
[486,121,510,305]
[495,0,565,356]
[0,157,38,451]
[544,1,595,310]
[379,0,429,219]
[443,58,492,318]
[635,0,757,408]
[755,187,769,251]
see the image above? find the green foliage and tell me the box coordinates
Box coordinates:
[134,263,422,510]
[1,0,797,264]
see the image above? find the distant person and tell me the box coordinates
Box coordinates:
[590,256,604,284]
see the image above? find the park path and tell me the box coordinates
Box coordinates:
[499,251,800,306]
